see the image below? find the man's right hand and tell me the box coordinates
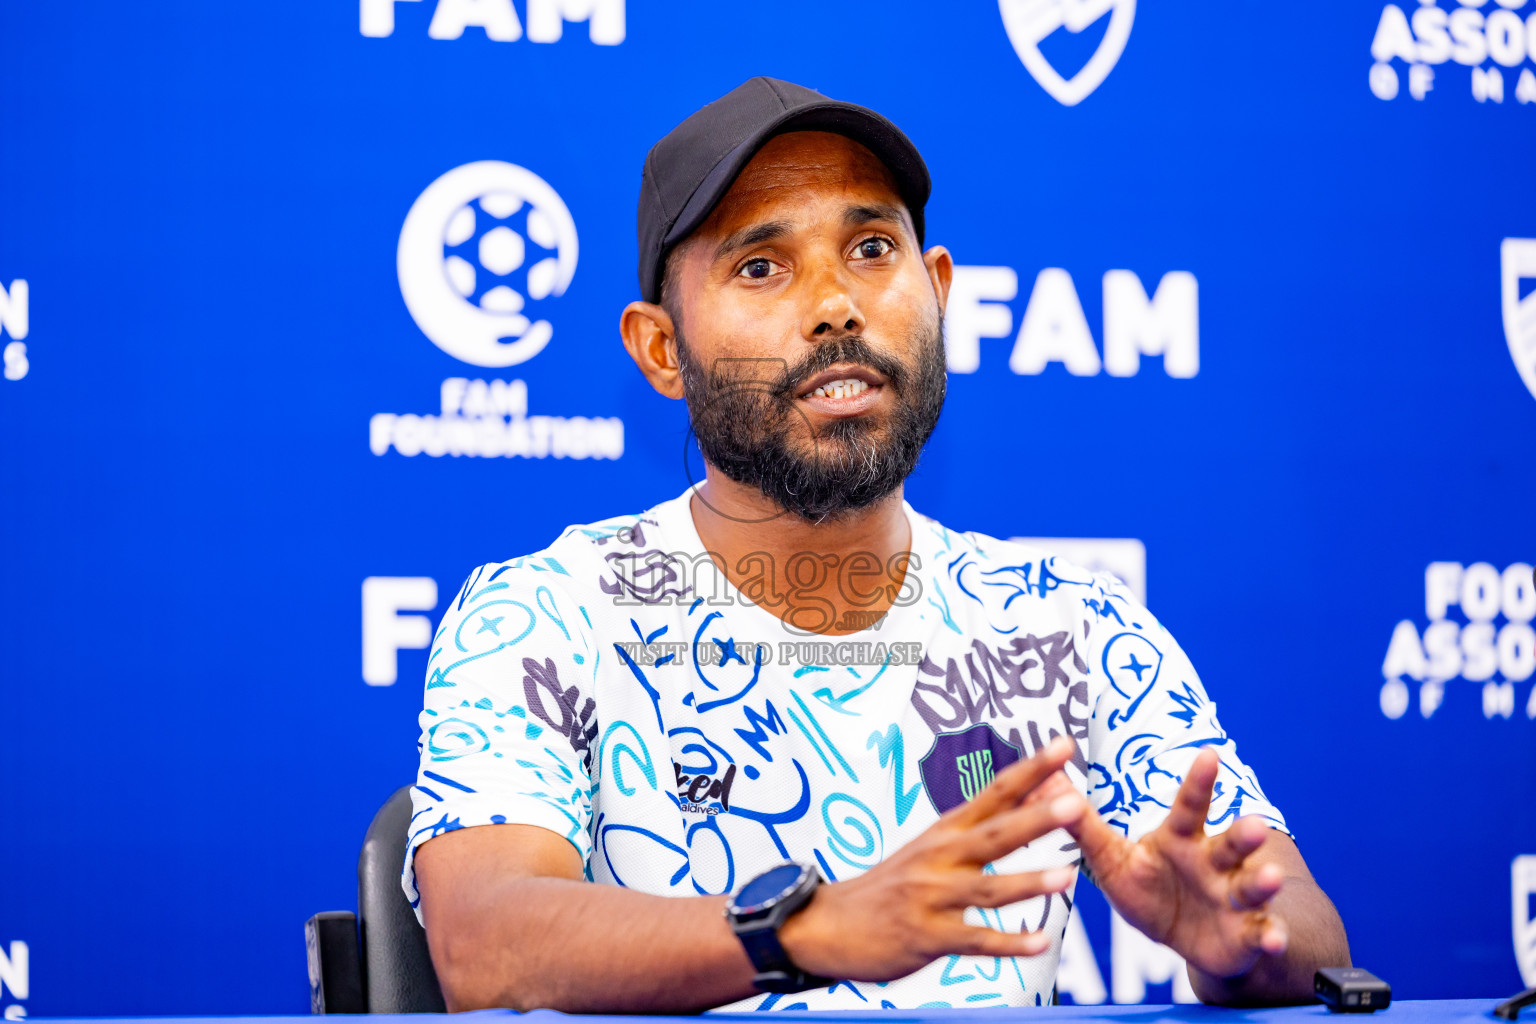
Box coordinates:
[778,734,1084,982]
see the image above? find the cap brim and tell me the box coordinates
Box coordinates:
[661,100,931,256]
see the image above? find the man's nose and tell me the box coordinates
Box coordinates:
[799,257,866,340]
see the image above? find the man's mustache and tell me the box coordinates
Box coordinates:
[758,337,909,401]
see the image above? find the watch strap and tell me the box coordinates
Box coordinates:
[727,865,834,994]
[734,918,833,993]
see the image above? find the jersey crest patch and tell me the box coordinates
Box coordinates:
[919,723,1024,814]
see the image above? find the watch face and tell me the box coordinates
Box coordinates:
[734,863,806,914]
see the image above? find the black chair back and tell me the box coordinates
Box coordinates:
[358,785,446,1013]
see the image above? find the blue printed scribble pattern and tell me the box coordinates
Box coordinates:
[403,489,1287,1011]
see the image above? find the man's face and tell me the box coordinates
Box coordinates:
[667,131,949,524]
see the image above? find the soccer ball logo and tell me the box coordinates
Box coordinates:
[443,194,563,317]
[398,161,579,368]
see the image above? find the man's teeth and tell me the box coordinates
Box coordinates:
[811,378,872,399]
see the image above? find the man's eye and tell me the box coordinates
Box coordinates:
[739,258,776,279]
[856,238,893,259]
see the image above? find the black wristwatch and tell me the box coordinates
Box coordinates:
[723,862,834,993]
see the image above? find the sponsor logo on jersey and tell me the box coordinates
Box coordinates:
[999,0,1136,106]
[674,761,737,814]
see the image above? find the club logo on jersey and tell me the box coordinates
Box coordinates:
[398,161,579,368]
[998,0,1136,107]
[919,723,1023,813]
[1503,238,1536,404]
[957,749,996,801]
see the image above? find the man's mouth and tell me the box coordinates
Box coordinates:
[810,376,873,399]
[794,365,888,417]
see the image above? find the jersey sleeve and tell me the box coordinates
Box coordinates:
[401,562,600,919]
[1077,570,1289,844]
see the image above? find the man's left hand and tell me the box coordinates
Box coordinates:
[1063,747,1290,981]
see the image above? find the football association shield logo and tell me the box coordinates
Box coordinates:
[999,0,1136,107]
[1516,855,1536,987]
[1502,238,1536,404]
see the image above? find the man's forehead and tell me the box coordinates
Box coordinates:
[698,131,909,239]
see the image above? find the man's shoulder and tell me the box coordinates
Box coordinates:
[453,490,692,597]
[909,507,1124,601]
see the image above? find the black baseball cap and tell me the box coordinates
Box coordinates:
[636,77,932,304]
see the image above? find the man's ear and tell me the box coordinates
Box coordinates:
[620,301,684,399]
[923,245,954,317]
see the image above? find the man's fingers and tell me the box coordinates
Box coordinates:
[1228,860,1285,910]
[954,866,1076,909]
[1059,793,1129,871]
[1163,748,1220,838]
[952,735,1076,826]
[946,922,1053,960]
[965,792,1085,866]
[1018,769,1076,808]
[1209,815,1271,873]
[1242,911,1290,957]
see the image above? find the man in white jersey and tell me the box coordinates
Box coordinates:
[405,78,1350,1012]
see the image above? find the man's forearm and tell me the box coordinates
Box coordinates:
[417,740,1088,1012]
[428,875,763,1012]
[1188,875,1351,1006]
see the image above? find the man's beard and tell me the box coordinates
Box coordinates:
[676,311,947,524]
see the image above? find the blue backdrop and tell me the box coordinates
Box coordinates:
[2,0,1535,1015]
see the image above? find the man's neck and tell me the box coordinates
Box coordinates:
[687,467,912,637]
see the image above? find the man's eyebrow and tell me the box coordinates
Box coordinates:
[709,204,907,264]
[712,221,792,263]
[844,203,906,229]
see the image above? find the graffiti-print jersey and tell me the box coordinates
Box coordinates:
[403,488,1288,1011]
